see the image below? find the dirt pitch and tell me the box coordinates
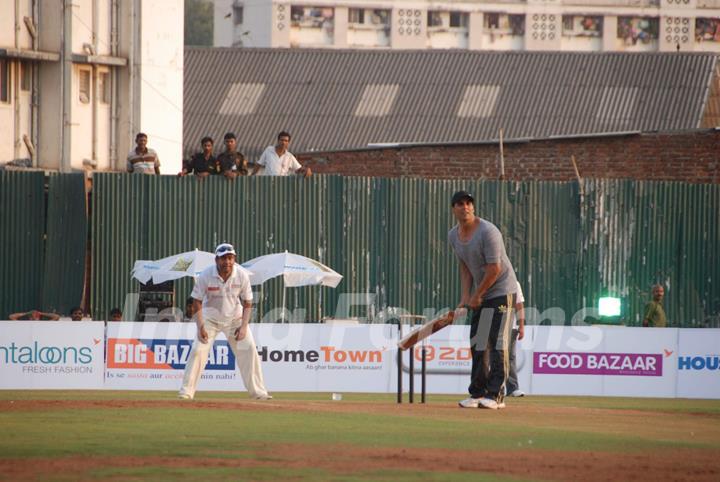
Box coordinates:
[1,396,719,481]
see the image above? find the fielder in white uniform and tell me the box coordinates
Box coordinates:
[506,281,526,397]
[178,243,271,400]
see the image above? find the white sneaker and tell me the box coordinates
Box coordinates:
[253,394,273,400]
[178,393,192,400]
[458,397,481,408]
[510,390,525,397]
[497,401,506,409]
[478,398,499,410]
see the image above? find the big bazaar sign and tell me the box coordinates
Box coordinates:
[0,321,718,398]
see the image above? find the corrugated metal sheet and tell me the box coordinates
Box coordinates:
[0,171,46,318]
[184,49,719,160]
[91,174,337,322]
[42,174,88,315]
[579,179,720,327]
[86,175,720,327]
[218,82,266,115]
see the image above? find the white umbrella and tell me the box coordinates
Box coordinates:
[131,249,216,284]
[241,251,343,321]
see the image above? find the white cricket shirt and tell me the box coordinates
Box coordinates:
[191,263,253,323]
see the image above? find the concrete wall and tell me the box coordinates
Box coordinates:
[298,130,720,184]
[213,0,234,47]
[0,0,34,164]
[37,0,63,170]
[137,0,184,174]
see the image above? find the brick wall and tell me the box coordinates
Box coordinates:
[298,130,720,183]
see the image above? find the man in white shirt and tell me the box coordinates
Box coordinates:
[252,131,312,177]
[178,243,271,400]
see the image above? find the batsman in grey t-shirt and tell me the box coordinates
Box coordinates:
[448,190,518,410]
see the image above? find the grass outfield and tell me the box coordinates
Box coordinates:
[1,391,719,481]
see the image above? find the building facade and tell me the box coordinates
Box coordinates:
[0,0,184,173]
[214,0,720,53]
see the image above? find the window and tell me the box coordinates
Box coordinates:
[696,18,720,43]
[449,12,467,28]
[291,5,304,23]
[98,71,110,104]
[617,17,658,44]
[428,11,443,27]
[291,6,333,27]
[509,15,525,36]
[0,59,9,103]
[370,10,389,26]
[21,62,31,92]
[349,8,364,24]
[485,13,499,29]
[563,15,603,37]
[79,68,91,104]
[233,5,243,25]
[485,13,524,35]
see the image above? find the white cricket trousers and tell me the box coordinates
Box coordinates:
[179,320,269,399]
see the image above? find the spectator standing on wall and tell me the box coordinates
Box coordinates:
[179,137,216,178]
[643,284,667,327]
[215,132,247,179]
[126,132,161,175]
[252,131,312,177]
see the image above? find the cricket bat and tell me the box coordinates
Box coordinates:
[397,308,467,350]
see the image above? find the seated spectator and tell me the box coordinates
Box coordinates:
[69,306,85,321]
[109,308,123,321]
[178,137,217,178]
[252,131,311,178]
[215,132,247,180]
[127,132,161,175]
[9,310,60,321]
[183,297,196,323]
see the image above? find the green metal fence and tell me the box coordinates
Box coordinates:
[0,171,46,319]
[88,174,720,327]
[2,171,718,326]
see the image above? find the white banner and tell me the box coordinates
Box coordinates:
[527,326,678,398]
[256,323,397,392]
[105,322,398,393]
[0,321,105,389]
[3,320,719,399]
[398,325,532,395]
[397,325,471,395]
[676,329,720,399]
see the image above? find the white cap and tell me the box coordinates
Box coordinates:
[214,243,236,257]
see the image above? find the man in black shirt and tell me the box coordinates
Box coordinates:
[179,137,216,178]
[215,132,247,180]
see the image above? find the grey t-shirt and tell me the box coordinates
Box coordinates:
[448,217,518,300]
